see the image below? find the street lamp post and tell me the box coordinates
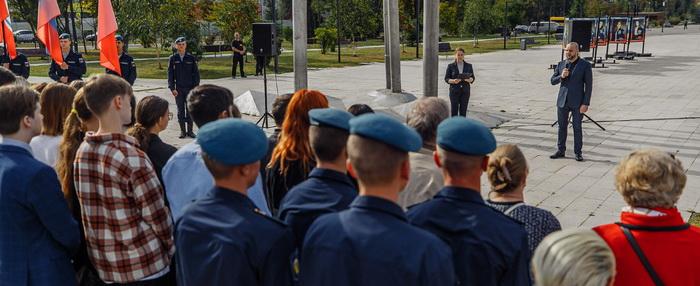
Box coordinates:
[336,0,341,63]
[415,0,420,58]
[503,0,507,50]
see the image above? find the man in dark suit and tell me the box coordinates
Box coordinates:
[0,85,80,285]
[550,42,593,162]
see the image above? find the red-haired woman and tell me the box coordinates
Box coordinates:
[265,89,329,215]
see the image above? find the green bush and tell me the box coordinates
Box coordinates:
[283,26,293,43]
[315,27,338,54]
[669,16,682,25]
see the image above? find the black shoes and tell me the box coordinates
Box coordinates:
[179,132,187,139]
[550,151,565,159]
[186,123,196,138]
[179,122,187,139]
[550,151,584,161]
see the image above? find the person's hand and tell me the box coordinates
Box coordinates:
[171,89,178,97]
[60,76,68,83]
[467,77,474,84]
[60,62,69,70]
[561,68,570,79]
[580,105,589,113]
[2,63,9,69]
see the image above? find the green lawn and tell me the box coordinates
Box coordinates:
[690,212,700,227]
[28,37,548,80]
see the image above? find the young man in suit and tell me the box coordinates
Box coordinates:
[550,42,593,162]
[0,85,80,286]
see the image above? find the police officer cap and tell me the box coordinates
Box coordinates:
[349,113,421,152]
[197,118,268,166]
[59,33,71,40]
[174,37,186,44]
[115,34,123,42]
[437,117,496,156]
[308,108,352,131]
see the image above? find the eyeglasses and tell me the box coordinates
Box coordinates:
[168,112,173,120]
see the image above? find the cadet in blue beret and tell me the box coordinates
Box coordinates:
[168,36,200,139]
[300,114,455,286]
[105,34,137,86]
[175,118,294,286]
[277,108,357,257]
[49,33,86,83]
[407,117,531,286]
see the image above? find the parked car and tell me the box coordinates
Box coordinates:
[85,33,97,41]
[556,25,564,34]
[527,21,560,33]
[13,30,35,43]
[514,25,529,34]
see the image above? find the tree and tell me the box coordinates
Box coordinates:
[311,0,382,42]
[440,2,459,36]
[209,0,260,42]
[462,0,496,47]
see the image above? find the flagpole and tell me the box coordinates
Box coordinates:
[1,19,6,57]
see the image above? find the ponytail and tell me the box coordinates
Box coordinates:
[127,123,151,151]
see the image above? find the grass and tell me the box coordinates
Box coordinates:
[28,36,549,80]
[690,212,700,227]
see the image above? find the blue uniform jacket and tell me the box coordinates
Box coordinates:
[0,53,30,79]
[0,144,81,286]
[106,53,137,85]
[550,58,593,109]
[167,52,200,90]
[407,187,531,286]
[48,50,86,82]
[175,187,295,286]
[277,168,358,252]
[300,196,455,286]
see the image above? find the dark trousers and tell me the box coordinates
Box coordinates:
[175,87,193,124]
[449,88,470,117]
[557,105,583,155]
[232,55,245,77]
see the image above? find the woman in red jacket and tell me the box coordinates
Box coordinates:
[594,149,700,286]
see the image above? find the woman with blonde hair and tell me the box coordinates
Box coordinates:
[30,83,77,167]
[486,144,561,253]
[532,229,615,286]
[265,89,329,214]
[594,149,700,285]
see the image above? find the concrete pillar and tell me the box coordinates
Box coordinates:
[422,0,439,97]
[383,0,391,90]
[293,0,308,90]
[388,0,401,93]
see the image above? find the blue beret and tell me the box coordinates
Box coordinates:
[197,119,268,165]
[175,37,186,43]
[309,108,352,131]
[59,33,71,40]
[349,113,421,152]
[437,117,496,156]
[115,34,123,42]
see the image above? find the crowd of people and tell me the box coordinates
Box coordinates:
[0,49,699,286]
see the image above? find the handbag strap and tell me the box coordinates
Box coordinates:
[618,224,665,286]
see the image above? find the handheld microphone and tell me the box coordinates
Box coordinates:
[563,61,571,81]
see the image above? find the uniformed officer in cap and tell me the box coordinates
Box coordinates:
[277,108,357,252]
[106,34,137,85]
[48,33,86,83]
[0,46,29,79]
[300,114,455,286]
[175,118,294,286]
[168,37,200,139]
[407,117,531,286]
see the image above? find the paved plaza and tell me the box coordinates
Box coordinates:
[29,26,700,228]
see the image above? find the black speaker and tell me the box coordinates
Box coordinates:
[566,20,592,52]
[253,23,277,56]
